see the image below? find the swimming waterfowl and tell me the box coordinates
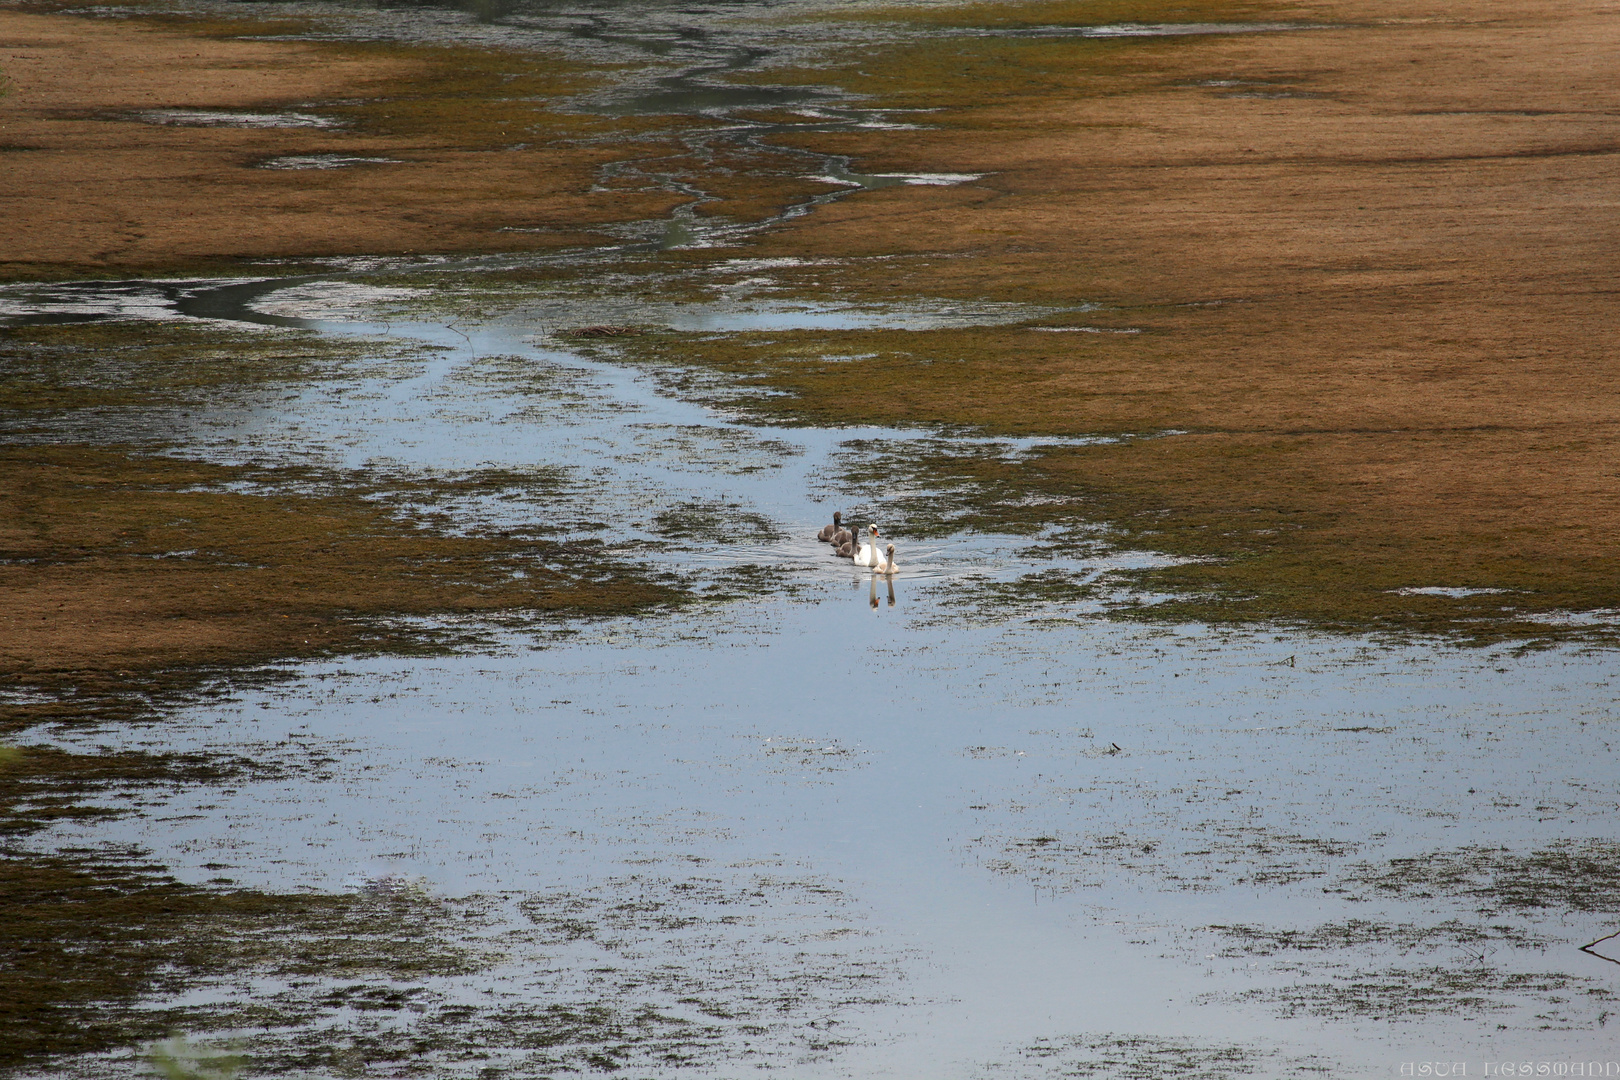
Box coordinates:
[874,543,897,575]
[835,527,857,558]
[830,520,852,547]
[817,510,843,543]
[854,524,882,567]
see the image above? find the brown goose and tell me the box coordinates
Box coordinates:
[835,526,858,558]
[817,510,843,543]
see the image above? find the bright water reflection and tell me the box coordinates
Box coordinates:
[40,586,1620,1077]
[11,272,1620,1077]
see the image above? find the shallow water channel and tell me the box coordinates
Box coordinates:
[9,263,1620,1078]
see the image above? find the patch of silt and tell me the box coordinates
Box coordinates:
[0,845,483,1069]
[1338,842,1620,917]
[1223,966,1611,1024]
[969,1031,1316,1080]
[971,821,1359,894]
[1181,845,1620,1024]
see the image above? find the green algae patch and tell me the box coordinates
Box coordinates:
[654,498,783,543]
[974,821,1358,894]
[1195,847,1620,1024]
[0,743,278,837]
[1233,965,1609,1023]
[1206,918,1546,957]
[0,321,402,419]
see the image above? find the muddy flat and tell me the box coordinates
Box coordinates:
[0,9,680,273]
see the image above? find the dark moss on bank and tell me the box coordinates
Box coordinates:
[1205,918,1546,957]
[0,743,282,838]
[0,320,397,419]
[653,497,783,542]
[1232,964,1609,1022]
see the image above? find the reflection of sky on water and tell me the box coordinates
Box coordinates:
[9,276,1620,1076]
[39,591,1620,1076]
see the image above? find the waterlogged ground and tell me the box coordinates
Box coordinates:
[4,0,1620,1075]
[4,263,1620,1078]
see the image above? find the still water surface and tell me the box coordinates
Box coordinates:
[12,269,1620,1076]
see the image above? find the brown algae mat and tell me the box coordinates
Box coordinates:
[0,7,704,276]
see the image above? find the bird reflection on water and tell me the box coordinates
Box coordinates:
[868,575,896,609]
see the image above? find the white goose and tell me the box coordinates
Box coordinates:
[853,524,882,567]
[873,543,897,576]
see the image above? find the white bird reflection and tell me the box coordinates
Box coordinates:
[868,574,896,609]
